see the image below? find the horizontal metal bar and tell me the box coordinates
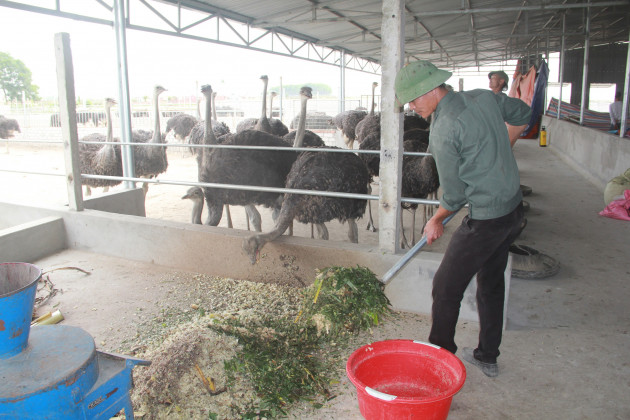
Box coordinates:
[81,174,378,200]
[1,168,65,177]
[3,139,64,145]
[75,140,433,156]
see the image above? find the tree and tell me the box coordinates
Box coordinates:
[272,83,332,97]
[0,52,40,102]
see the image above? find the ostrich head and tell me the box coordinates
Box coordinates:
[154,85,167,96]
[270,91,278,99]
[105,97,117,107]
[242,235,264,265]
[300,86,313,99]
[372,82,379,90]
[201,84,213,97]
[260,75,268,82]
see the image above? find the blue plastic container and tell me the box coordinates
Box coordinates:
[0,262,42,359]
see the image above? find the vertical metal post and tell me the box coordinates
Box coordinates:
[340,50,346,112]
[379,0,405,253]
[620,32,630,138]
[579,7,590,125]
[558,13,566,120]
[113,0,136,188]
[54,33,83,211]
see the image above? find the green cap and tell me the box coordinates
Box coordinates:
[395,61,452,105]
[488,71,509,90]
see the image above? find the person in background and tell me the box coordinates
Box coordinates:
[394,60,531,377]
[609,91,625,131]
[488,70,509,94]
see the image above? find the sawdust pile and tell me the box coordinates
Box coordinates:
[128,275,305,419]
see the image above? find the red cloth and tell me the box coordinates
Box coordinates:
[599,190,630,221]
[509,65,536,106]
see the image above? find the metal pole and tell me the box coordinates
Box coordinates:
[579,6,590,125]
[619,32,630,138]
[340,50,346,113]
[113,0,136,188]
[557,13,566,120]
[381,211,459,285]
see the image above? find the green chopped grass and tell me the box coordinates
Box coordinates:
[208,266,391,418]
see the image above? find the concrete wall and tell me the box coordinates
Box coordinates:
[0,216,66,263]
[543,116,630,190]
[0,198,490,323]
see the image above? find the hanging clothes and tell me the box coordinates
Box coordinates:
[509,64,537,106]
[519,60,549,138]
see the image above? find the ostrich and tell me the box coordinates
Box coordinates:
[133,85,168,195]
[0,115,21,139]
[211,92,230,137]
[242,147,370,264]
[188,93,231,156]
[189,87,259,230]
[329,109,366,149]
[235,117,257,133]
[78,98,122,196]
[268,91,289,136]
[400,134,439,248]
[253,75,273,133]
[359,127,437,247]
[181,186,204,224]
[354,81,380,145]
[198,85,314,230]
[403,110,430,131]
[166,113,197,143]
[235,75,276,134]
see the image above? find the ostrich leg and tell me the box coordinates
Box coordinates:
[347,219,359,243]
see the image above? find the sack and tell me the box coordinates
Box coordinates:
[599,189,630,221]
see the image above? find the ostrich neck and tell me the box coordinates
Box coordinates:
[261,80,268,120]
[191,199,203,224]
[151,92,161,144]
[251,207,293,252]
[293,96,309,148]
[106,104,113,144]
[211,94,218,121]
[202,92,217,166]
[196,99,201,120]
[370,85,376,115]
[269,95,275,119]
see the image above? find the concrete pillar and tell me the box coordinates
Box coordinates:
[378,0,405,253]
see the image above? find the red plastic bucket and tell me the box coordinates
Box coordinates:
[346,339,466,420]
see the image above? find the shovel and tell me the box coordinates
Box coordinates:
[381,211,459,285]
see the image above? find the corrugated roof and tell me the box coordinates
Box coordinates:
[160,0,630,70]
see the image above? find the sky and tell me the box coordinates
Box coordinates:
[0,5,383,102]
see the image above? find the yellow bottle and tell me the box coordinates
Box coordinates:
[539,125,547,147]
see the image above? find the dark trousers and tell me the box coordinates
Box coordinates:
[428,203,524,363]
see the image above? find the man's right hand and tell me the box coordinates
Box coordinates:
[422,206,454,245]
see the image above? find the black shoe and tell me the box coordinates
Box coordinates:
[520,184,532,196]
[522,200,530,212]
[461,347,498,377]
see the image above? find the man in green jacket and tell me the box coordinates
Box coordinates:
[395,61,531,377]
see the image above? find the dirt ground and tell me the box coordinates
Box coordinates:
[2,135,630,419]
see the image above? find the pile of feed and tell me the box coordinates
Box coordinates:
[127,266,391,419]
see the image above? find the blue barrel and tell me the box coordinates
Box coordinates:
[0,263,42,359]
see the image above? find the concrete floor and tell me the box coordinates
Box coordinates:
[21,138,630,418]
